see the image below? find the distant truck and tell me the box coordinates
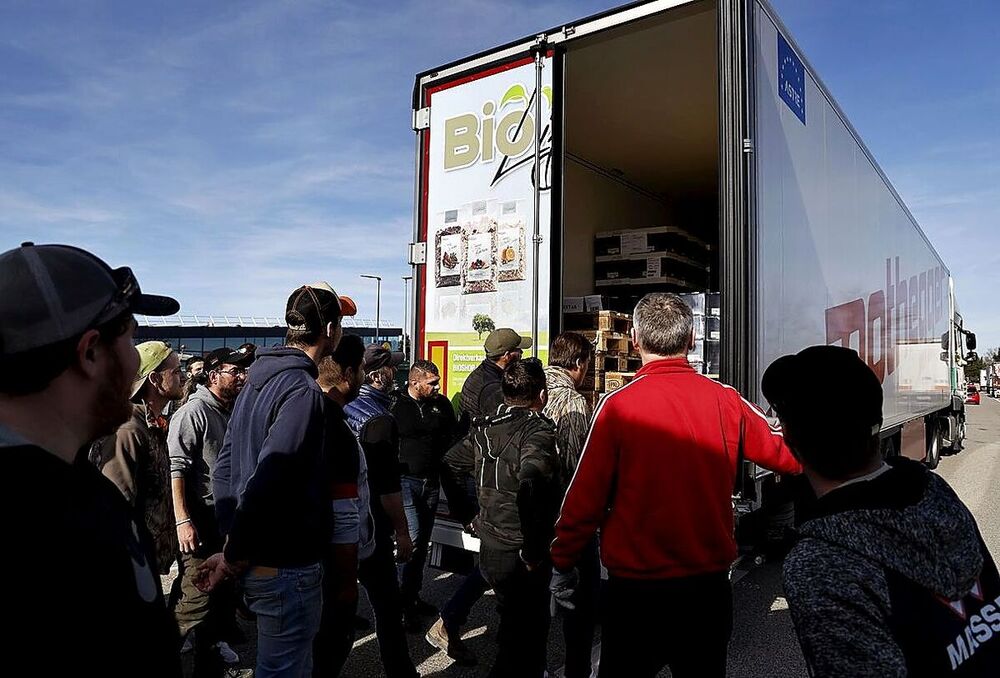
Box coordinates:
[405,0,975,565]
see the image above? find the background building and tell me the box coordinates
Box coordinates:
[136,314,403,356]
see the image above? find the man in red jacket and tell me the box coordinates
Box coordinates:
[550,292,801,678]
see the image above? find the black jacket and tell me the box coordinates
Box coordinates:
[3,431,180,676]
[444,405,560,562]
[390,391,457,479]
[783,457,1000,677]
[458,359,504,434]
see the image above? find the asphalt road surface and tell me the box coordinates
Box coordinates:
[185,395,999,676]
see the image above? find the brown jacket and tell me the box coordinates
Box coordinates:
[93,404,178,574]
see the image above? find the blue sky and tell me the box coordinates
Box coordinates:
[1,0,997,347]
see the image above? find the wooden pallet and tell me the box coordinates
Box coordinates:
[580,330,630,355]
[594,353,642,373]
[605,371,638,392]
[563,310,632,334]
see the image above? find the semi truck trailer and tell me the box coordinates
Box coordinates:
[405,0,974,564]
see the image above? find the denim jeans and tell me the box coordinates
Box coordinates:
[398,475,440,605]
[243,562,324,678]
[441,476,489,632]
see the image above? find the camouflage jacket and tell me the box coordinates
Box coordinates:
[543,366,593,486]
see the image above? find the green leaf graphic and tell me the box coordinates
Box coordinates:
[500,84,527,108]
[542,85,552,108]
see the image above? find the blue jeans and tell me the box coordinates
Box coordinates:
[399,475,440,605]
[243,562,324,678]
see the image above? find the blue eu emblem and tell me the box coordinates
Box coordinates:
[778,32,805,124]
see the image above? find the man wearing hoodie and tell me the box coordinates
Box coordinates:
[542,331,597,678]
[444,358,561,678]
[764,345,1000,677]
[169,346,255,677]
[201,283,357,678]
[0,242,181,676]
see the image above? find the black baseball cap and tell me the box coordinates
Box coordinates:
[762,345,883,436]
[484,328,531,358]
[0,242,179,356]
[363,344,404,372]
[204,346,256,371]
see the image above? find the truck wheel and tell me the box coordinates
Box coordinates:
[925,423,941,469]
[952,417,966,453]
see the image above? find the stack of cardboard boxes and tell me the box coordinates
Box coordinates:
[593,226,712,309]
[679,292,721,379]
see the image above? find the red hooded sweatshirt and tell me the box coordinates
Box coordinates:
[551,357,801,579]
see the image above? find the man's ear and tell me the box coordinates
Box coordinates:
[688,329,696,352]
[76,329,103,379]
[631,328,640,353]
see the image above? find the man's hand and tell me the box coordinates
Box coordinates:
[177,521,200,554]
[194,553,245,593]
[463,518,479,539]
[394,530,414,563]
[550,567,580,610]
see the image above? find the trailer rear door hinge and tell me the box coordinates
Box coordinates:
[409,242,427,265]
[742,138,754,154]
[412,107,430,131]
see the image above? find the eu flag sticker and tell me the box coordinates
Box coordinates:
[778,32,805,124]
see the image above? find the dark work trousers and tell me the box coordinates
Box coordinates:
[313,552,357,678]
[399,475,440,606]
[359,538,419,678]
[480,546,552,678]
[441,476,490,634]
[441,568,490,634]
[598,571,732,678]
[172,511,239,678]
[560,537,601,678]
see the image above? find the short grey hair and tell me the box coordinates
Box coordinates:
[633,293,694,357]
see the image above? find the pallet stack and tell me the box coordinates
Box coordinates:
[564,310,642,403]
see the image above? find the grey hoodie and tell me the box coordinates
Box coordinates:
[167,384,231,508]
[783,457,1000,677]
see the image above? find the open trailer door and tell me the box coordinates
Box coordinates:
[410,46,559,400]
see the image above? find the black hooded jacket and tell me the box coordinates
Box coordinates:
[443,405,560,563]
[783,457,1000,677]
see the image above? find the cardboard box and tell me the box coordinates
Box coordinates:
[679,293,706,316]
[562,297,585,314]
[605,371,637,392]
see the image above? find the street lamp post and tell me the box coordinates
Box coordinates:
[360,274,382,344]
[402,275,412,358]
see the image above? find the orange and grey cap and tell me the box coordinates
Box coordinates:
[285,282,357,334]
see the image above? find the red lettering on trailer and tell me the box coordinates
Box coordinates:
[824,257,946,383]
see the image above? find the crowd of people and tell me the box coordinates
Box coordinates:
[2,241,998,678]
